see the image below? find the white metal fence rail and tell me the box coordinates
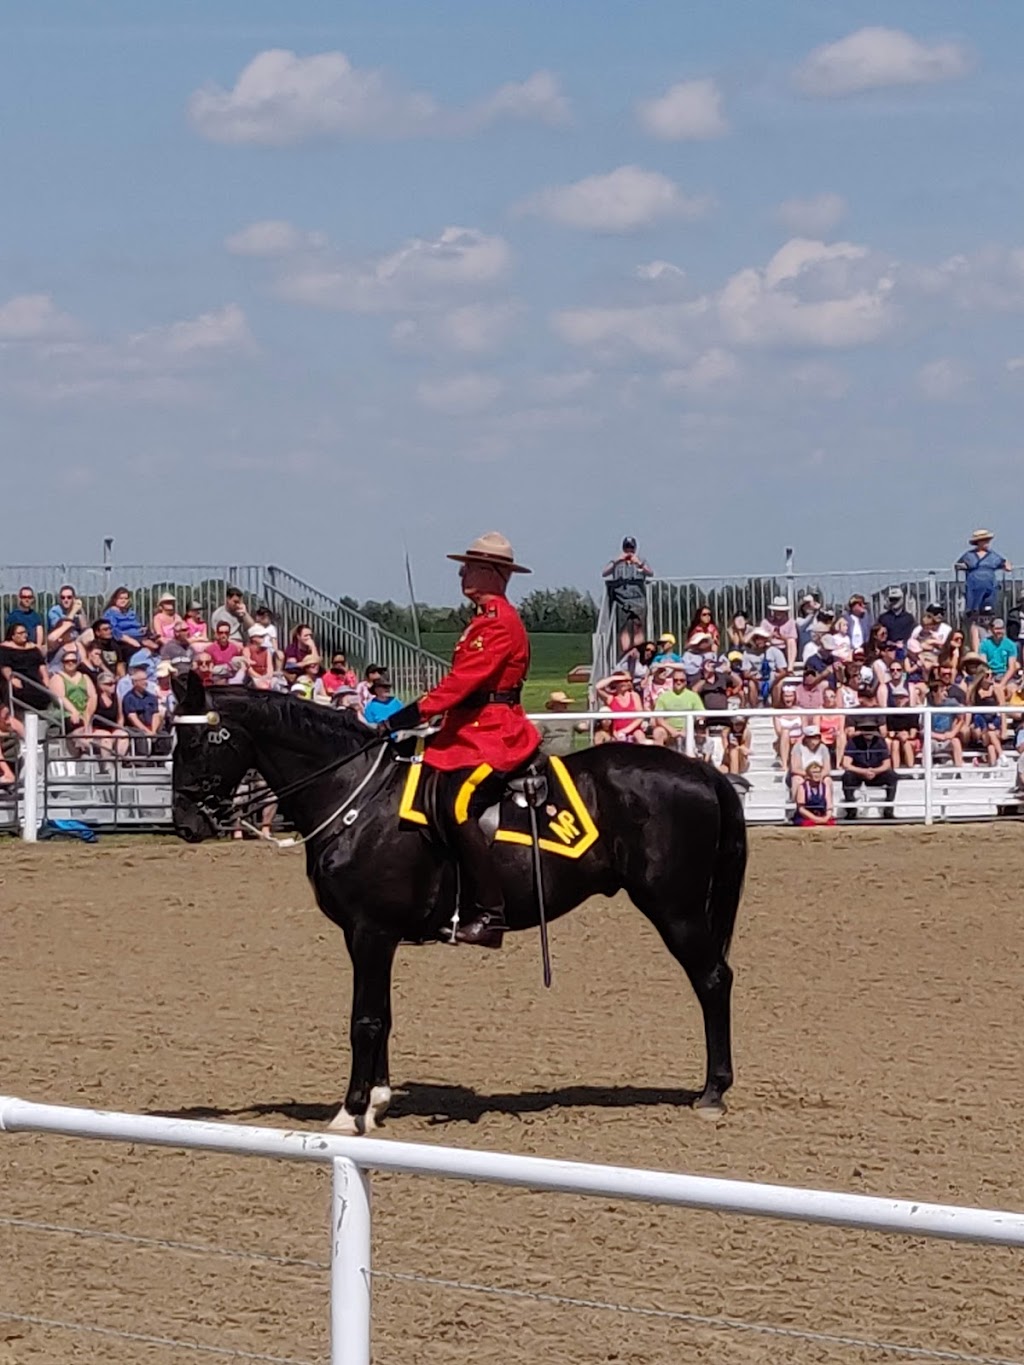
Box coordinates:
[2,1096,1024,1364]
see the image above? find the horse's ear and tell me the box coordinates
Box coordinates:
[174,668,206,713]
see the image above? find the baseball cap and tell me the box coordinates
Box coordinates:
[187,600,202,611]
[284,659,301,672]
[926,601,944,615]
[802,723,820,736]
[155,660,175,678]
[657,632,676,646]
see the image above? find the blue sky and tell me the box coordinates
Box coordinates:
[2,2,1023,601]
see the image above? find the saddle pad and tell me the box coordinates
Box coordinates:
[399,748,599,860]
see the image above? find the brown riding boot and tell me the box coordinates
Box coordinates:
[454,908,507,949]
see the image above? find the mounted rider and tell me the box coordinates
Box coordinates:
[381,532,541,949]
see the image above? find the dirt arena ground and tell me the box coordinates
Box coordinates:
[1,825,1023,1364]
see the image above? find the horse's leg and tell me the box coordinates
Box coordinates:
[639,896,734,1117]
[329,927,398,1136]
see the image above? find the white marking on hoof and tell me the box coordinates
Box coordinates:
[328,1106,374,1136]
[369,1085,392,1125]
[694,1100,727,1122]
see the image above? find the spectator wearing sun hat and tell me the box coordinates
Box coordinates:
[535,691,578,756]
[759,596,798,669]
[681,630,719,681]
[955,529,1012,621]
[652,632,682,664]
[150,593,184,642]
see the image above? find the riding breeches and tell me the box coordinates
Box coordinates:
[434,765,509,915]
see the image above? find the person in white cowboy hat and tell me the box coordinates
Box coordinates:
[758,595,798,668]
[380,532,541,948]
[955,529,1012,629]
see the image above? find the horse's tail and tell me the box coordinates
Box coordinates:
[707,772,747,961]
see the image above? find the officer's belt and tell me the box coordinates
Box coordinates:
[453,688,523,709]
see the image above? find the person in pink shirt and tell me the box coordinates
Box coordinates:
[183,601,210,647]
[150,593,184,643]
[243,625,276,687]
[208,621,242,670]
[320,651,358,695]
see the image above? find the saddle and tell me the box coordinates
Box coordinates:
[398,746,599,861]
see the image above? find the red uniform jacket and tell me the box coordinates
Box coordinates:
[419,595,540,772]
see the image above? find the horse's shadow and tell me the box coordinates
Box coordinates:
[151,1081,701,1127]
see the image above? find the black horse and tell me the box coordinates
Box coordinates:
[170,674,747,1134]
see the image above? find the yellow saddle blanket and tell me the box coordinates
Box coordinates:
[398,748,599,860]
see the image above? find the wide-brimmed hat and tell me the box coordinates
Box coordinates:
[547,690,573,706]
[970,528,994,543]
[688,630,713,646]
[768,595,789,612]
[447,531,530,574]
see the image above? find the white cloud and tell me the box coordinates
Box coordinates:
[795,27,971,98]
[416,372,503,414]
[636,78,727,140]
[910,246,1024,311]
[915,357,971,400]
[278,226,511,312]
[6,303,255,406]
[225,220,326,257]
[188,48,570,144]
[134,303,254,357]
[519,165,712,233]
[634,260,686,282]
[474,71,571,128]
[552,300,706,362]
[392,301,523,354]
[1006,357,1024,373]
[718,238,896,347]
[553,237,895,359]
[661,348,739,393]
[774,193,847,236]
[0,293,81,341]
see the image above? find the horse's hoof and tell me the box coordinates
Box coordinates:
[328,1106,373,1136]
[693,1098,727,1122]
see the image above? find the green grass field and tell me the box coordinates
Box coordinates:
[421,631,591,711]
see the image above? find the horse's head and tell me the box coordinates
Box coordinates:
[171,672,255,842]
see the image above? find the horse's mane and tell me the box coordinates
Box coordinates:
[207,687,372,754]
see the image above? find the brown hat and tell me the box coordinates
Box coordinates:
[447,531,530,574]
[969,528,994,543]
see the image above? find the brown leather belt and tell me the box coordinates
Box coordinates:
[456,688,522,708]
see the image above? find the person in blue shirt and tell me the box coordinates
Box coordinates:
[46,584,88,662]
[5,586,44,649]
[102,586,145,664]
[955,529,1011,623]
[978,618,1021,696]
[652,631,682,664]
[363,678,403,728]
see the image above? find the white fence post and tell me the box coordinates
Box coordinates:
[922,709,934,827]
[21,710,40,843]
[331,1156,371,1365]
[684,712,696,757]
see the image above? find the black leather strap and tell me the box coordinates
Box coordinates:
[457,688,522,708]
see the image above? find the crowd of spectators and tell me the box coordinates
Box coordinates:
[0,582,401,766]
[593,529,1024,820]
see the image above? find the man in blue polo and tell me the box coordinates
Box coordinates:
[979,618,1021,697]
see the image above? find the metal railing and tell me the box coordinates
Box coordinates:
[2,1094,1023,1365]
[0,562,446,690]
[647,567,1024,652]
[6,702,1024,837]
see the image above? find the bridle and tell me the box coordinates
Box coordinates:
[172,709,406,841]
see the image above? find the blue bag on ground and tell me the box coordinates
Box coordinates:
[37,819,98,843]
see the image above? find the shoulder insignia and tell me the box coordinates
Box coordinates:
[470,636,485,650]
[485,605,499,618]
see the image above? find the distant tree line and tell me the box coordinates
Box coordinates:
[342,586,598,636]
